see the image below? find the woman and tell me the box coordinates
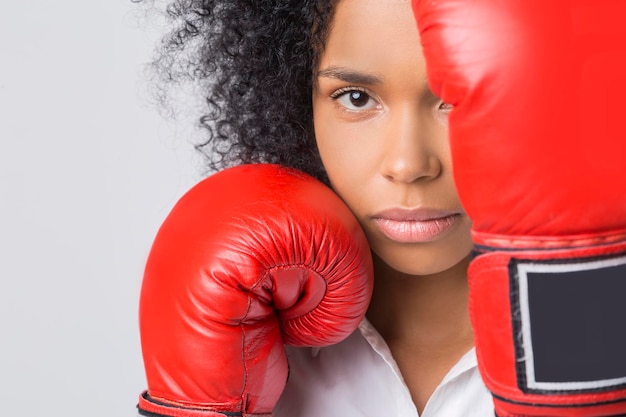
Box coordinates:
[145,0,493,415]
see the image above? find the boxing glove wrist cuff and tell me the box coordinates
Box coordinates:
[469,241,626,416]
[137,392,272,417]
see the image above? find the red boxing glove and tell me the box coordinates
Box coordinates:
[137,164,373,417]
[413,1,626,416]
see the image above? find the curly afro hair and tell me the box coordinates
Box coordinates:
[146,0,338,183]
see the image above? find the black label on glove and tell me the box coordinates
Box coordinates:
[510,254,626,394]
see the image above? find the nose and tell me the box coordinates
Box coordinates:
[379,105,443,183]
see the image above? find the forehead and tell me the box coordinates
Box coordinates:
[320,0,424,80]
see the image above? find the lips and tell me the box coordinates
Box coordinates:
[371,208,462,243]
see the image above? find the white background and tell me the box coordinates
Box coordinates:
[0,1,203,416]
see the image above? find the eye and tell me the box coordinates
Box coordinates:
[331,88,380,111]
[439,101,453,113]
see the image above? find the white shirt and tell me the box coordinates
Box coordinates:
[274,319,494,417]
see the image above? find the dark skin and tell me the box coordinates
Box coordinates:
[367,254,474,413]
[312,0,475,413]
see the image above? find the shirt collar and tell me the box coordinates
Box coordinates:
[357,317,478,384]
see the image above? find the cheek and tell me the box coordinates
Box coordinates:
[313,106,374,189]
[313,111,375,231]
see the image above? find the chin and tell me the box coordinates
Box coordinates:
[373,244,472,277]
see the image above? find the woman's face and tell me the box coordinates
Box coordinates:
[313,0,472,276]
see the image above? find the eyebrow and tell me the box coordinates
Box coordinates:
[316,66,384,85]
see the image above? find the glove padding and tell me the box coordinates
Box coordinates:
[412,1,626,416]
[137,164,374,417]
